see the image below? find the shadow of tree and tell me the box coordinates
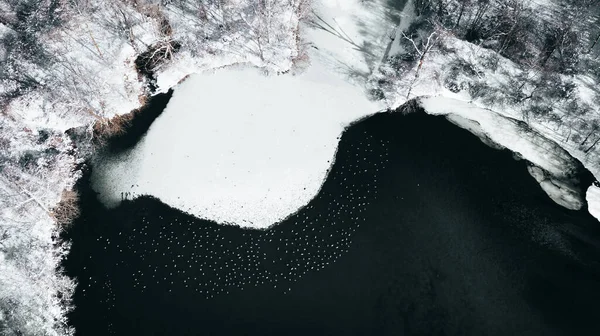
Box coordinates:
[308,0,409,84]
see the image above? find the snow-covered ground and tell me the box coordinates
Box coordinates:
[0,116,78,335]
[410,62,600,221]
[2,2,152,132]
[94,0,600,228]
[306,0,403,81]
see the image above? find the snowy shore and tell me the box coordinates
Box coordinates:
[94,0,600,229]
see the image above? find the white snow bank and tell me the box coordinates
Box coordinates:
[93,65,381,228]
[587,185,600,222]
[419,96,587,210]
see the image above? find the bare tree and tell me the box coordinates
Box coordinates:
[402,29,438,99]
[464,0,492,41]
[69,0,104,59]
[580,120,600,153]
[455,0,471,28]
[51,189,80,226]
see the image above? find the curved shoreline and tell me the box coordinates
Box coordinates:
[65,111,600,335]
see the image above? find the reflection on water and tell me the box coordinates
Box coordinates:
[64,112,600,336]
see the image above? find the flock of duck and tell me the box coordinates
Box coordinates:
[68,112,600,336]
[76,127,391,331]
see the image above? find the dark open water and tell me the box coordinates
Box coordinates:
[63,108,600,336]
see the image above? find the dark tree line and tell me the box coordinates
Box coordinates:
[0,0,68,107]
[410,0,600,74]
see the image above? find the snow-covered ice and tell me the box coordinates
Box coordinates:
[93,64,382,228]
[0,115,78,336]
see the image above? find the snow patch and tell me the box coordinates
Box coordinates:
[93,65,382,228]
[587,185,600,222]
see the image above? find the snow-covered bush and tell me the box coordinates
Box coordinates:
[0,116,77,336]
